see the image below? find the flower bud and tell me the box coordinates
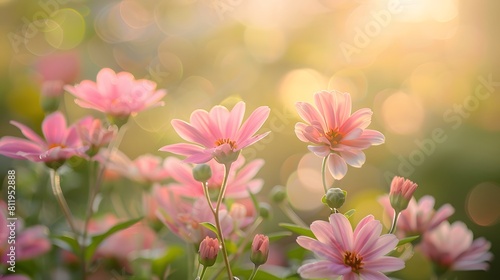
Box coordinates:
[40,80,64,113]
[322,188,346,209]
[270,185,287,203]
[198,236,219,267]
[259,203,271,219]
[389,176,418,213]
[193,164,212,182]
[250,234,269,266]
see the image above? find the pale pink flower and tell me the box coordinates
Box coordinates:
[65,68,166,117]
[160,101,270,164]
[295,90,385,180]
[100,150,170,183]
[199,236,219,267]
[297,213,404,279]
[251,234,270,266]
[0,111,83,168]
[379,195,454,237]
[419,221,493,271]
[153,186,234,244]
[164,155,264,198]
[389,176,418,212]
[36,51,80,84]
[77,116,116,155]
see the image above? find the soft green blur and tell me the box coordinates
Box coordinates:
[0,0,499,279]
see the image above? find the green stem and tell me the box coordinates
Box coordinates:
[279,202,307,228]
[388,210,400,234]
[199,266,208,280]
[214,163,233,280]
[49,169,78,235]
[321,156,328,194]
[248,265,260,280]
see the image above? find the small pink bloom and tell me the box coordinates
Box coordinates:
[36,51,80,84]
[251,234,270,266]
[41,80,65,98]
[389,176,418,212]
[295,90,385,180]
[297,213,404,279]
[65,68,166,117]
[199,236,219,267]
[77,116,116,155]
[101,150,170,183]
[164,155,264,199]
[160,101,270,164]
[0,111,83,168]
[419,221,493,272]
[379,195,455,237]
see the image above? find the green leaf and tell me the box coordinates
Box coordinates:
[248,187,260,211]
[232,268,282,280]
[52,234,80,255]
[267,231,292,242]
[85,217,142,262]
[279,223,315,238]
[200,222,218,237]
[151,245,184,278]
[343,209,356,219]
[397,235,419,247]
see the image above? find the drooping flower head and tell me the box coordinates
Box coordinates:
[419,221,493,272]
[0,111,83,169]
[297,213,404,279]
[379,195,454,238]
[160,101,270,165]
[389,176,418,213]
[163,155,264,199]
[65,68,166,119]
[295,90,385,180]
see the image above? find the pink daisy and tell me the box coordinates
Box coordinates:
[0,111,83,168]
[65,68,166,118]
[297,213,404,279]
[419,221,493,272]
[164,155,264,199]
[160,101,270,164]
[379,195,454,237]
[295,90,385,180]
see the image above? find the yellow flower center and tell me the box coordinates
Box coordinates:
[325,129,343,146]
[215,138,237,149]
[48,143,66,149]
[343,251,364,273]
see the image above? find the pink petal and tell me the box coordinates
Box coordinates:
[190,109,218,143]
[359,129,385,145]
[164,157,197,185]
[363,256,405,272]
[428,203,455,230]
[328,213,354,251]
[10,121,44,145]
[340,108,373,133]
[185,151,215,163]
[297,260,348,279]
[314,91,338,130]
[226,102,245,139]
[209,105,230,138]
[231,159,264,186]
[309,220,338,250]
[328,153,347,180]
[160,143,204,156]
[0,137,43,159]
[354,219,382,256]
[295,122,310,142]
[42,112,67,145]
[339,150,366,168]
[296,236,339,261]
[358,270,392,280]
[96,68,118,97]
[308,145,330,157]
[236,106,270,144]
[295,102,324,128]
[171,119,213,147]
[353,215,375,240]
[236,131,270,150]
[362,234,399,260]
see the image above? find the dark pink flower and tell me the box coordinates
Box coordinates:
[65,68,166,117]
[379,195,455,237]
[0,112,83,168]
[297,213,404,279]
[419,221,493,272]
[295,90,384,180]
[389,176,418,212]
[160,101,270,164]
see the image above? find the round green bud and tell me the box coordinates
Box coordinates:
[322,188,347,209]
[270,185,287,203]
[259,203,272,219]
[192,164,212,182]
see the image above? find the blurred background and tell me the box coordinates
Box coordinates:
[0,0,499,279]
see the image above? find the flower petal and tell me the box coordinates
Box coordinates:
[226,102,245,139]
[297,260,348,279]
[42,112,67,145]
[236,106,270,144]
[308,145,330,157]
[171,119,213,147]
[363,256,405,272]
[328,153,347,180]
[328,213,354,251]
[339,150,366,168]
[10,121,44,145]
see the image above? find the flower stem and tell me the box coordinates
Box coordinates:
[248,265,260,280]
[199,266,208,280]
[388,209,401,234]
[50,169,78,235]
[321,156,328,194]
[279,201,307,228]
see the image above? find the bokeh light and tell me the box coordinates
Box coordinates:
[466,182,500,227]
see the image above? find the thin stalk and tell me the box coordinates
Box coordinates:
[50,169,78,235]
[388,210,400,234]
[199,266,208,280]
[248,265,260,280]
[279,202,307,228]
[321,156,328,193]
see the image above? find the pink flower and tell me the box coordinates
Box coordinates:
[160,101,270,164]
[295,90,385,180]
[389,176,418,212]
[379,195,454,237]
[297,213,404,279]
[419,221,493,272]
[35,51,80,84]
[77,116,116,156]
[199,236,219,267]
[251,234,270,266]
[164,155,264,199]
[65,68,166,117]
[153,186,234,244]
[0,111,83,168]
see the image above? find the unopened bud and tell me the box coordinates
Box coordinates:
[322,188,346,209]
[198,236,219,267]
[259,203,271,219]
[250,234,269,266]
[270,185,287,203]
[389,176,418,213]
[193,164,212,182]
